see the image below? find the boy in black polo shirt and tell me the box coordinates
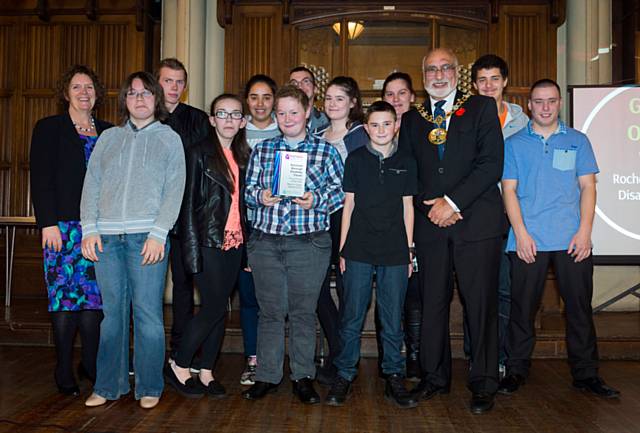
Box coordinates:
[326,101,418,409]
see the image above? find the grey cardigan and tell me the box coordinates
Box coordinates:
[80,120,186,244]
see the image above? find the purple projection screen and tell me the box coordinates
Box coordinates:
[570,86,640,262]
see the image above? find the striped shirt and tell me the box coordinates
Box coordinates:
[245,134,344,235]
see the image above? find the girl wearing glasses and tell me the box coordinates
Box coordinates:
[81,71,185,409]
[164,94,250,398]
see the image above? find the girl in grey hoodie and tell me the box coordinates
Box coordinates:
[81,71,185,410]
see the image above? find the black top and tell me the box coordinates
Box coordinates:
[398,92,506,243]
[341,144,418,266]
[164,102,211,237]
[165,102,210,150]
[29,112,113,228]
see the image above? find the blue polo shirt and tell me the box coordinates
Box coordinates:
[503,120,599,252]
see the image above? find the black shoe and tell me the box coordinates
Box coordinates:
[385,374,418,409]
[405,352,421,382]
[57,384,80,396]
[242,381,278,400]
[470,393,495,414]
[292,377,321,404]
[198,378,226,399]
[498,374,526,395]
[411,379,449,401]
[316,364,337,386]
[325,375,352,406]
[163,363,204,398]
[573,377,620,399]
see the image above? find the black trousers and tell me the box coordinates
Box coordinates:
[417,235,501,394]
[169,236,195,358]
[317,209,343,364]
[175,246,242,370]
[507,251,599,380]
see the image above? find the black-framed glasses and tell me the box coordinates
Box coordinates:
[215,110,244,120]
[424,64,457,75]
[289,78,313,87]
[126,90,153,99]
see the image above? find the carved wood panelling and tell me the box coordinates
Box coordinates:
[24,24,59,90]
[98,23,129,90]
[0,97,10,163]
[61,24,96,69]
[0,169,9,215]
[99,95,120,125]
[500,5,549,88]
[0,24,15,91]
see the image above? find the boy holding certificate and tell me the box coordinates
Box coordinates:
[243,85,344,404]
[326,101,418,409]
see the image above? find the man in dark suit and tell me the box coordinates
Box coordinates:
[398,48,505,414]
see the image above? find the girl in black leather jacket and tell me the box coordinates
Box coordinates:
[165,94,250,398]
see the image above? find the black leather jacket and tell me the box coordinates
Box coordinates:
[179,138,246,274]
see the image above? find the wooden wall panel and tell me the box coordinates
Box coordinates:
[99,96,120,125]
[225,5,283,94]
[61,24,96,69]
[0,23,14,90]
[24,24,60,90]
[98,23,130,90]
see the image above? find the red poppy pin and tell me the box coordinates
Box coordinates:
[455,108,466,116]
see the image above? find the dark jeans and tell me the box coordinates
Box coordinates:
[507,251,599,380]
[169,236,195,358]
[175,247,242,371]
[237,269,258,357]
[51,310,103,387]
[248,231,331,384]
[335,260,408,381]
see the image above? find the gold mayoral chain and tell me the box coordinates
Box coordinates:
[417,92,471,145]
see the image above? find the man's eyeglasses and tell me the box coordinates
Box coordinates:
[423,64,457,75]
[215,110,244,120]
[289,78,313,87]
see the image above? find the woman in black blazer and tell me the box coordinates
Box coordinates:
[30,65,112,396]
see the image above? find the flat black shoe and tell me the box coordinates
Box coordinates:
[163,363,204,398]
[292,377,321,404]
[498,374,526,395]
[470,393,495,414]
[411,379,449,401]
[573,377,620,399]
[325,375,352,406]
[316,365,337,386]
[198,378,226,399]
[242,381,278,400]
[57,384,80,396]
[385,374,418,409]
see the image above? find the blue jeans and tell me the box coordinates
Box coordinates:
[335,260,408,381]
[93,233,168,400]
[247,231,331,383]
[237,269,258,357]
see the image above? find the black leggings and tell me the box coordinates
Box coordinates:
[175,246,242,371]
[51,310,103,387]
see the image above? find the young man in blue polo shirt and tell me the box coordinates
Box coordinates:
[499,79,619,399]
[325,101,418,409]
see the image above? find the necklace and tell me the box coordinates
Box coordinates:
[417,92,471,145]
[72,117,96,133]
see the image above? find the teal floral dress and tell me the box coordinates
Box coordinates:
[44,134,101,312]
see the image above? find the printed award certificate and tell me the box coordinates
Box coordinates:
[271,150,308,197]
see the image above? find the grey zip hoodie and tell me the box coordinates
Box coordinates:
[80,120,186,244]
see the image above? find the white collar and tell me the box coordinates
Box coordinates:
[429,89,457,114]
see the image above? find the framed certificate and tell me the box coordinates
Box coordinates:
[272,150,308,197]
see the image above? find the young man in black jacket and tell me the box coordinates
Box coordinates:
[156,58,210,367]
